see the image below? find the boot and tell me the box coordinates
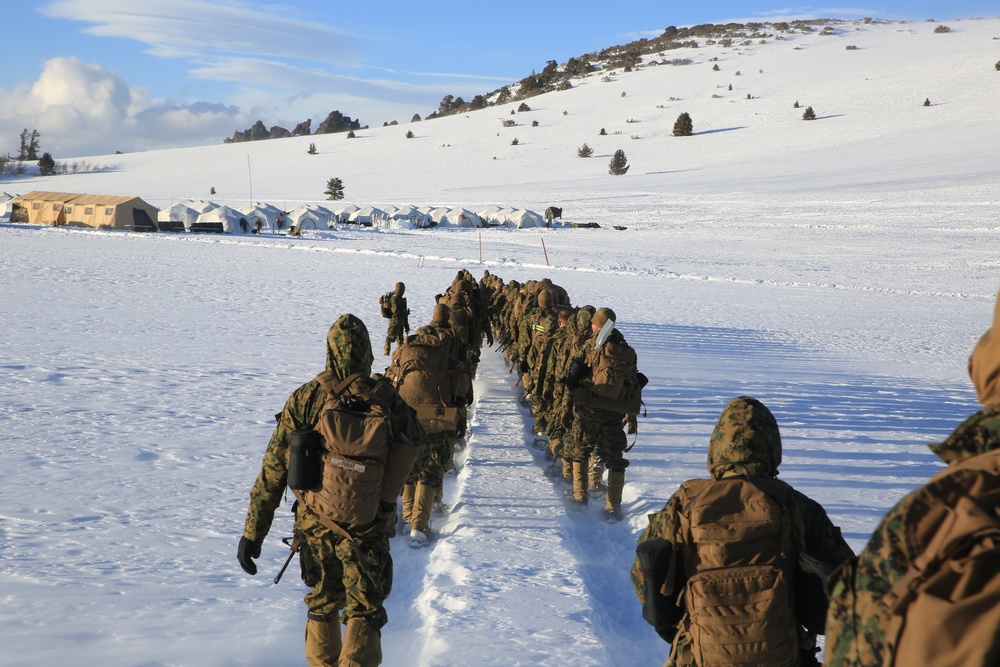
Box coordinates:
[571,459,589,505]
[305,614,342,667]
[383,340,391,356]
[339,617,382,667]
[409,483,436,546]
[401,484,415,527]
[603,469,626,522]
[589,458,606,494]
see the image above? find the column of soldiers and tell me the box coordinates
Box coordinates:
[492,275,644,522]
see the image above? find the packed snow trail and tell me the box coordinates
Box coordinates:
[384,349,624,666]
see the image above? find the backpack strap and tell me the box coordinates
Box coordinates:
[315,371,364,396]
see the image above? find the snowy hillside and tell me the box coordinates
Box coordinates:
[2,17,1000,667]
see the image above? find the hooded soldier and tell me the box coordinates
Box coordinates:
[632,396,853,667]
[239,313,427,667]
[823,292,1000,666]
[384,282,409,356]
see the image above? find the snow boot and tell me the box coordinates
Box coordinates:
[589,458,606,495]
[603,469,625,522]
[305,614,342,667]
[408,483,436,548]
[401,484,415,527]
[339,617,382,667]
[571,459,589,505]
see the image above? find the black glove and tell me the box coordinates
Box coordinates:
[378,500,397,538]
[237,536,262,575]
[453,395,468,408]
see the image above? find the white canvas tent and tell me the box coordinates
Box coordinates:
[505,208,545,228]
[0,192,16,221]
[348,206,385,225]
[286,204,332,231]
[329,204,360,224]
[238,202,284,233]
[159,203,199,230]
[477,205,506,226]
[195,205,248,234]
[179,199,219,215]
[445,208,481,228]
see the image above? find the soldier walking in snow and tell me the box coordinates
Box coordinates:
[238,314,427,667]
[632,396,854,667]
[382,282,409,356]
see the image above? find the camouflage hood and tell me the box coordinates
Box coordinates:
[707,396,782,479]
[929,404,1000,465]
[968,289,1000,407]
[575,306,595,334]
[324,314,374,380]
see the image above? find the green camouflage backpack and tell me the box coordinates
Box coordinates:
[671,476,804,667]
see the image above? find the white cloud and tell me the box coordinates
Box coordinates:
[41,0,359,66]
[0,57,250,157]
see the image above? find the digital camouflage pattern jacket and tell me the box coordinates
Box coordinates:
[242,313,427,543]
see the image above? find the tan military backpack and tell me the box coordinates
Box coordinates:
[879,448,1000,667]
[387,331,466,432]
[671,476,803,667]
[298,372,394,525]
[572,337,642,413]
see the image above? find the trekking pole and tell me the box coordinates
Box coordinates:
[273,535,300,585]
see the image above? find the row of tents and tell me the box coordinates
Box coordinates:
[2,191,554,233]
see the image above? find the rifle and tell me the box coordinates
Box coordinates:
[273,534,301,585]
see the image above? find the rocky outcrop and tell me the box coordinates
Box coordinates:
[224,111,363,143]
[314,111,362,135]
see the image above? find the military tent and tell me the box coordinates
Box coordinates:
[348,206,385,225]
[238,202,284,233]
[158,203,199,231]
[193,205,248,234]
[330,204,360,223]
[0,192,16,221]
[10,191,159,231]
[505,208,545,228]
[287,204,332,231]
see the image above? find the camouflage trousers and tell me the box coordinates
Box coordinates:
[296,505,393,628]
[563,405,628,470]
[405,431,452,489]
[385,321,405,346]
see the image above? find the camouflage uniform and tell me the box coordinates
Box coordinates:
[384,282,409,356]
[632,397,854,667]
[823,294,1000,667]
[241,314,427,665]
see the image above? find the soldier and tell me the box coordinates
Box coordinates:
[562,307,642,520]
[238,313,428,667]
[383,282,409,356]
[632,396,854,667]
[823,292,1000,666]
[388,303,470,546]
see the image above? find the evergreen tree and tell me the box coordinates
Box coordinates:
[923,98,931,106]
[673,112,693,137]
[28,130,40,160]
[577,143,594,158]
[802,106,817,120]
[325,177,345,201]
[346,130,356,138]
[18,129,29,160]
[406,130,414,138]
[608,149,629,175]
[307,142,317,154]
[37,152,56,176]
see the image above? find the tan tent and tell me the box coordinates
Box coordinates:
[11,191,159,231]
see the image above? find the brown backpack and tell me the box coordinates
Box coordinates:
[671,476,804,667]
[879,448,1000,667]
[573,338,642,413]
[379,292,392,318]
[387,331,466,432]
[298,372,394,525]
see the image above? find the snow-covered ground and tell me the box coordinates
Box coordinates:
[2,17,1000,666]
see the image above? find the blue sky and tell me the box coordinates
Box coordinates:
[2,1,996,157]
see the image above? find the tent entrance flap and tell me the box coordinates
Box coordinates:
[132,208,156,232]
